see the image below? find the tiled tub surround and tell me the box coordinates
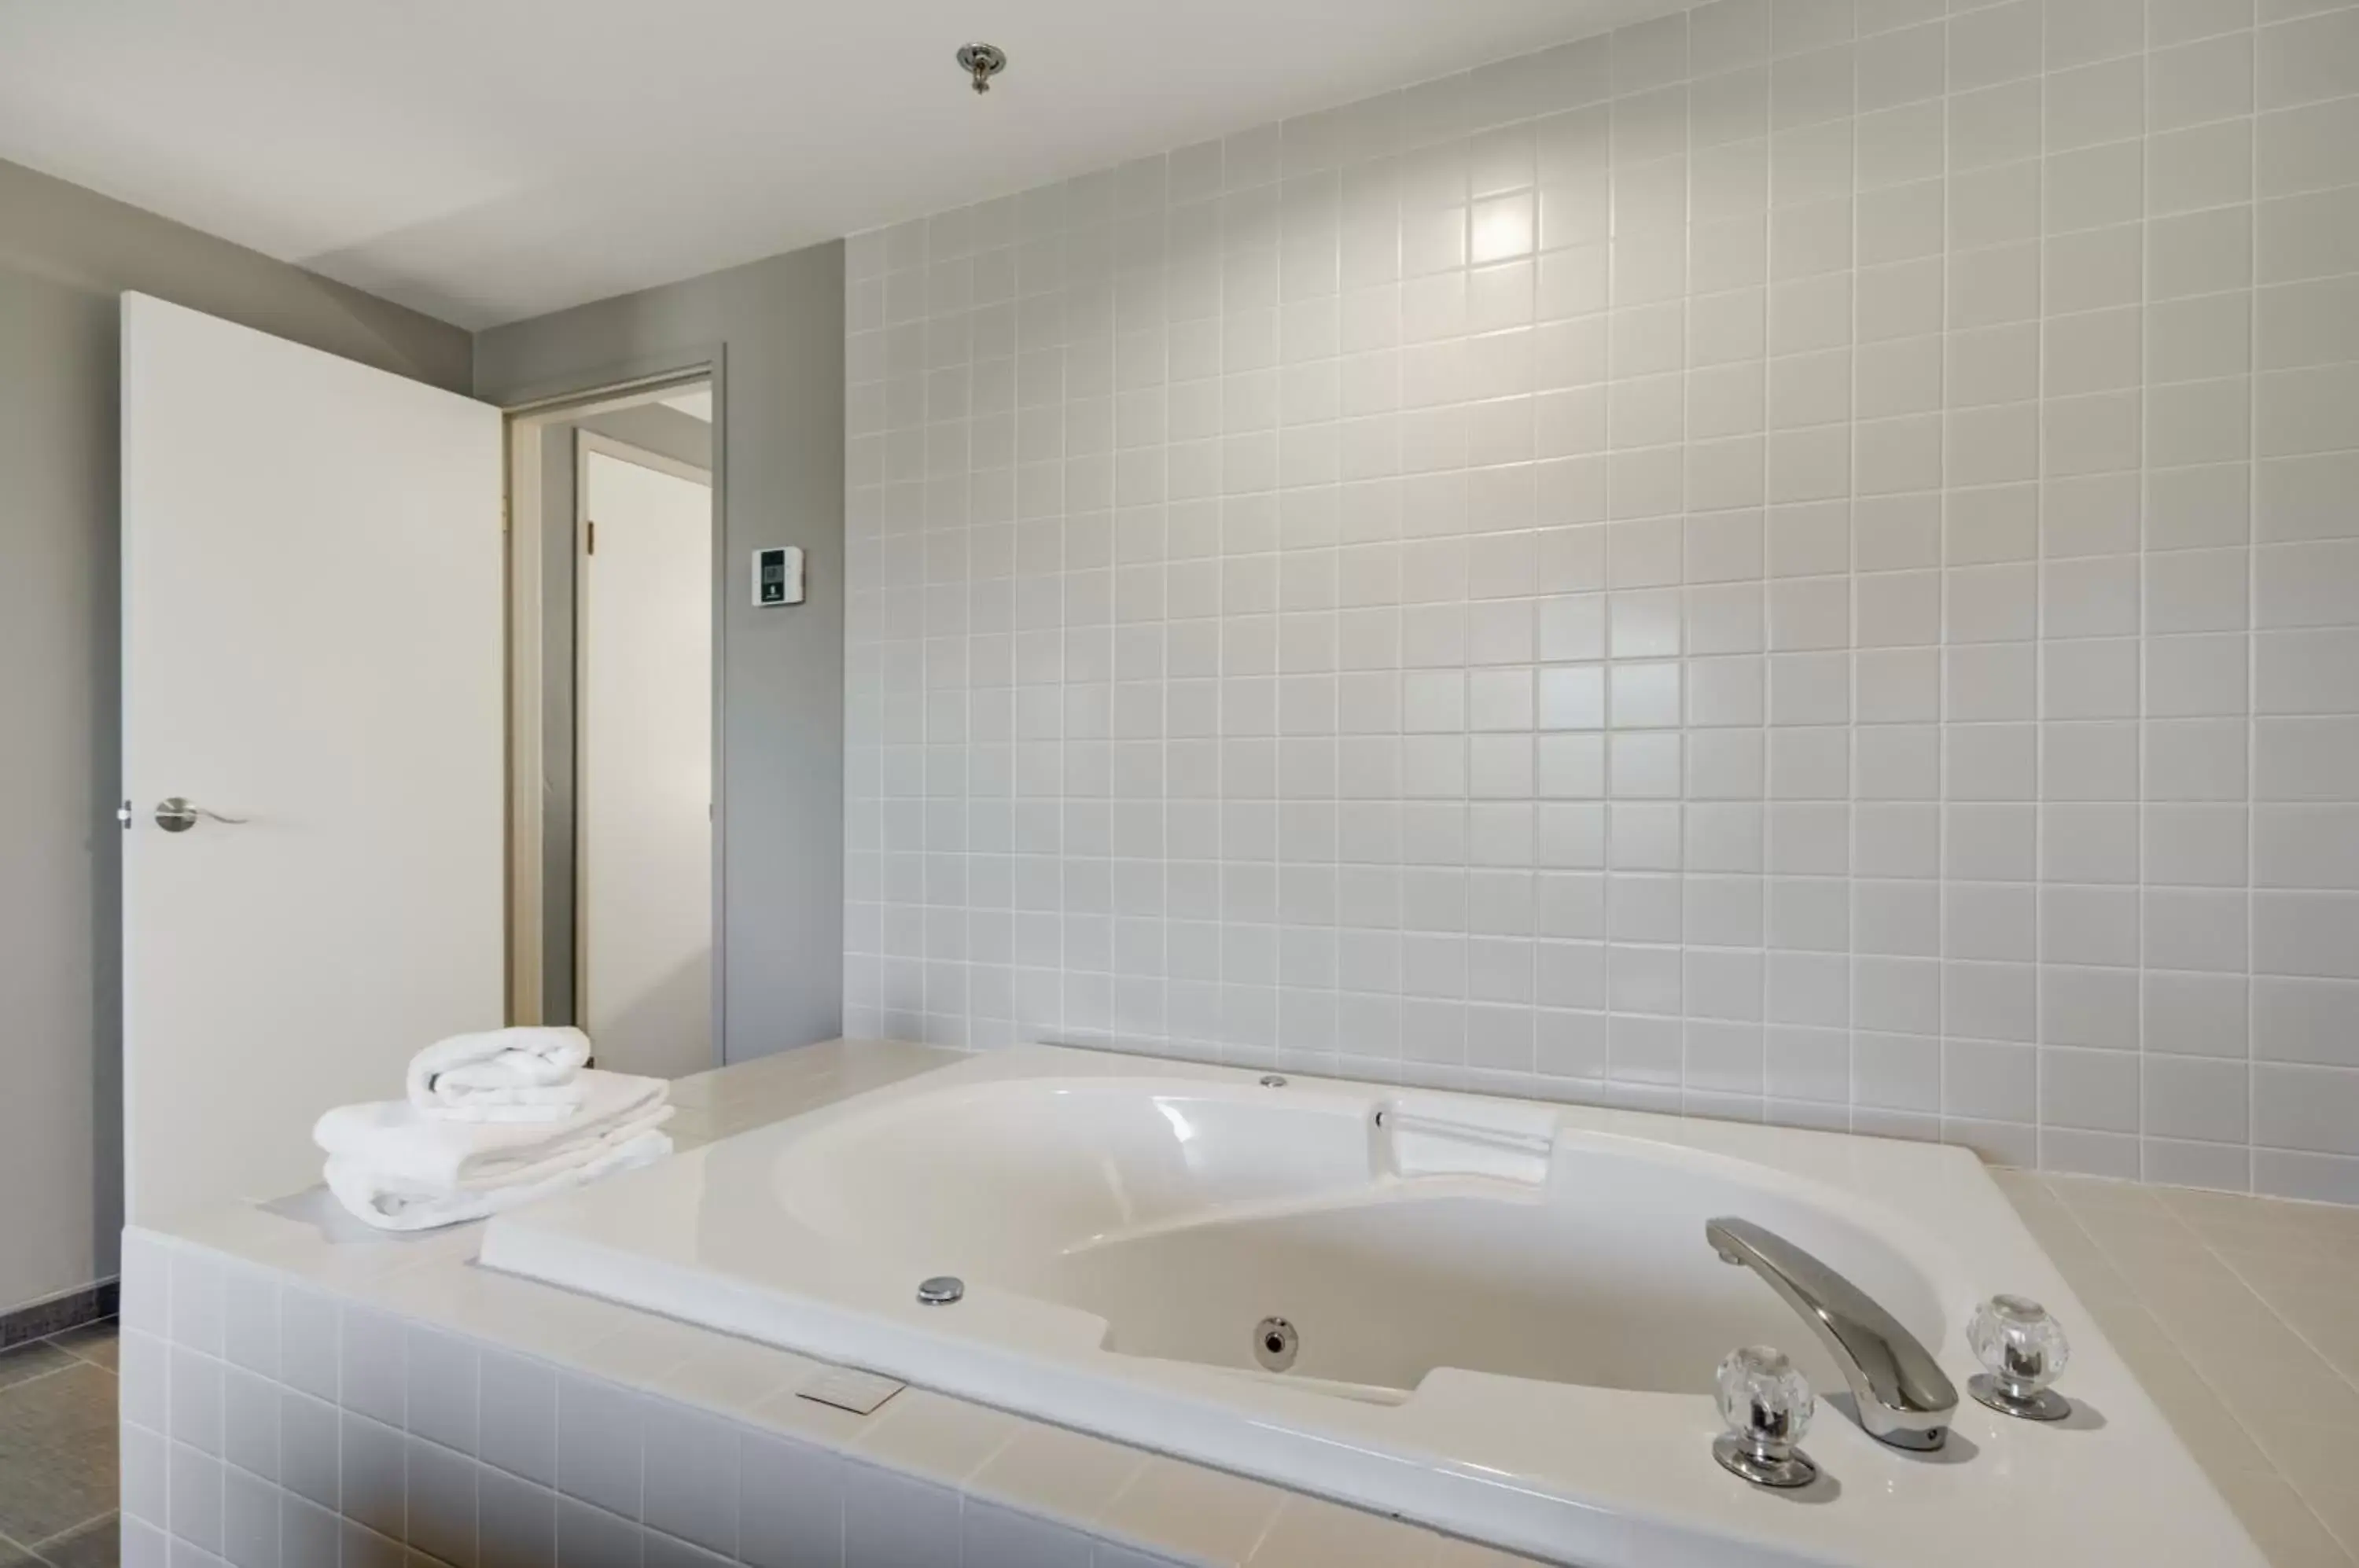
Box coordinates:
[113,1043,1545,1568]
[841,0,2359,1205]
[477,1041,2257,1566]
[117,1040,2359,1566]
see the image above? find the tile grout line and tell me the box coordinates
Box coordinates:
[0,1357,109,1402]
[2132,0,2151,1192]
[2243,1,2262,1191]
[2177,1231,2359,1563]
[26,1504,119,1560]
[2195,1226,2359,1406]
[2031,1173,2359,1562]
[39,1325,117,1375]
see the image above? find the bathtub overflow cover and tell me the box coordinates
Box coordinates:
[1259,1074,1287,1088]
[917,1275,965,1305]
[1255,1316,1299,1371]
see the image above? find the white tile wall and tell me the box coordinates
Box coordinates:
[843,0,2359,1204]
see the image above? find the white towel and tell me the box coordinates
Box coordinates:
[317,1069,671,1193]
[406,1027,592,1121]
[324,1128,673,1231]
[424,1059,589,1124]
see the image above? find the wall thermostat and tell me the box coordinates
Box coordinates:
[753,546,805,606]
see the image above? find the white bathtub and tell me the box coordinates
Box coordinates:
[481,1044,2259,1566]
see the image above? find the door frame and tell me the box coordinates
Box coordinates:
[571,431,713,1041]
[501,352,727,1068]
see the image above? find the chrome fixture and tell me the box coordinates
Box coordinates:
[916,1275,965,1305]
[1706,1216,1958,1451]
[1713,1345,1819,1488]
[1258,1074,1288,1088]
[153,797,248,833]
[1254,1316,1299,1371]
[1967,1294,2073,1420]
[957,42,1007,94]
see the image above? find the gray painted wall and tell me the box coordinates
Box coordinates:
[476,241,847,1062]
[536,403,714,1023]
[0,155,470,1315]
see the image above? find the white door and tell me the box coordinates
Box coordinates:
[578,443,712,1078]
[121,293,505,1225]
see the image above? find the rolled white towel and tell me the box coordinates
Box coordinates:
[318,1068,670,1194]
[324,1128,672,1231]
[425,1056,588,1124]
[407,1027,592,1121]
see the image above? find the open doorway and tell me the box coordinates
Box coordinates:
[506,376,718,1080]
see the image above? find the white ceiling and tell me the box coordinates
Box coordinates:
[0,1,1683,329]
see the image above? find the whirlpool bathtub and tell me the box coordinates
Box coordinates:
[480,1044,2259,1566]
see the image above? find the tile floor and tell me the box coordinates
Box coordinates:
[24,1172,2359,1566]
[0,1320,119,1566]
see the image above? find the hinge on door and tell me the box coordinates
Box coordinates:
[587,520,596,556]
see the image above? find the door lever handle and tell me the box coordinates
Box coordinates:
[154,797,248,832]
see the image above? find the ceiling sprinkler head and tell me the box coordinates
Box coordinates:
[958,42,1007,94]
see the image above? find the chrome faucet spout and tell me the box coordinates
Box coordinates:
[1706,1216,1958,1451]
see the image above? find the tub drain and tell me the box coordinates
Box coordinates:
[1254,1316,1299,1371]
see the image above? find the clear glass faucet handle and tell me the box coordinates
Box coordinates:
[1968,1294,2070,1396]
[1717,1344,1814,1449]
[1713,1345,1819,1487]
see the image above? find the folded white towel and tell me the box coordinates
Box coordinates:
[324,1128,672,1231]
[317,1069,671,1193]
[407,1027,592,1121]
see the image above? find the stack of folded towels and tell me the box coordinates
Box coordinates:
[313,1027,673,1231]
